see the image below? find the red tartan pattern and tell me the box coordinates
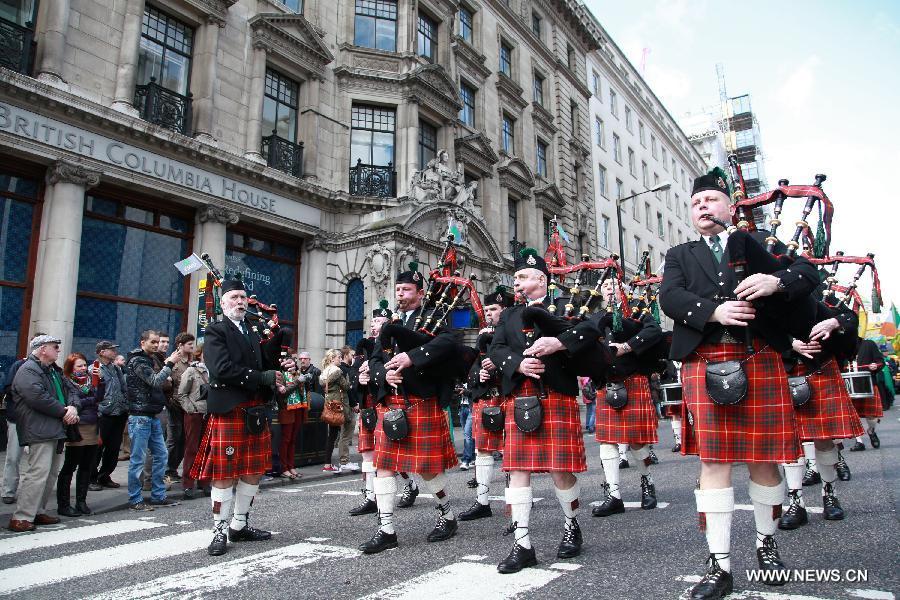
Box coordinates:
[190,404,271,481]
[473,396,504,452]
[357,404,385,453]
[373,395,457,474]
[850,379,884,419]
[595,374,659,445]
[502,379,587,473]
[680,342,801,464]
[791,360,864,441]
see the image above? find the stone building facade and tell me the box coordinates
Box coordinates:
[0,0,604,370]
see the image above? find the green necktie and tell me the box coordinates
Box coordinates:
[709,236,724,263]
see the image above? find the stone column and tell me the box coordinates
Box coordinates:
[243,40,268,163]
[34,0,70,88]
[111,0,145,115]
[187,205,239,337]
[500,187,510,255]
[298,77,321,180]
[31,161,100,358]
[298,236,327,359]
[192,16,223,144]
[396,100,419,198]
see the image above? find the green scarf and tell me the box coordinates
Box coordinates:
[48,368,66,406]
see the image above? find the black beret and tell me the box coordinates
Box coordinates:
[396,260,424,289]
[513,247,549,277]
[372,299,391,318]
[220,274,245,295]
[485,285,516,308]
[691,166,731,198]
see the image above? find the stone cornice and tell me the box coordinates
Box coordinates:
[452,36,491,83]
[198,204,240,225]
[497,156,535,198]
[531,101,556,135]
[454,132,500,178]
[403,64,462,123]
[533,181,565,214]
[46,159,100,187]
[249,14,334,81]
[184,0,237,24]
[496,74,528,116]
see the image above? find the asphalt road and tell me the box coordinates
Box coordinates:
[0,407,897,600]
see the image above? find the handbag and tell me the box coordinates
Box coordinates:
[481,405,504,432]
[65,423,83,443]
[320,379,346,427]
[788,375,812,407]
[360,407,378,430]
[705,360,748,406]
[605,382,628,409]
[241,405,268,435]
[513,394,543,433]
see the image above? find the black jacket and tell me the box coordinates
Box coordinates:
[352,338,377,409]
[590,311,664,379]
[339,362,359,408]
[205,318,277,414]
[125,349,172,416]
[660,233,818,360]
[12,357,73,445]
[467,329,499,402]
[2,358,26,424]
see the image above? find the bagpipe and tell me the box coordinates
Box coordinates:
[809,253,882,314]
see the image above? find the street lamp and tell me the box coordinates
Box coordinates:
[615,181,672,267]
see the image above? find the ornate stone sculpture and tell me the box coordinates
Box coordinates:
[408,149,476,212]
[365,243,392,298]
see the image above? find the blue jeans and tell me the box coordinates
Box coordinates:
[584,402,596,432]
[459,404,475,463]
[128,415,168,505]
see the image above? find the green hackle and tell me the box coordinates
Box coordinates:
[378,298,389,310]
[408,260,419,273]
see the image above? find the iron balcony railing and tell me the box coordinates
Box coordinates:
[134,77,193,136]
[0,17,35,75]
[261,131,304,178]
[349,159,396,198]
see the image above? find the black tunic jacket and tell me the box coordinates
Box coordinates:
[205,318,276,414]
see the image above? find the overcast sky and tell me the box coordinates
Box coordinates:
[585,0,900,317]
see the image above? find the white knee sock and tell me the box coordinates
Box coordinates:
[695,487,734,572]
[748,479,784,548]
[802,441,817,472]
[671,418,682,443]
[474,453,494,506]
[816,447,839,490]
[230,481,258,531]
[600,443,621,499]
[783,458,806,507]
[630,446,652,481]
[373,476,397,534]
[210,486,234,530]
[423,472,454,520]
[507,486,533,549]
[361,454,376,501]
[554,478,580,528]
[618,443,629,463]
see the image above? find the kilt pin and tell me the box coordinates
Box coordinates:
[191,401,271,481]
[373,394,457,474]
[595,374,659,445]
[680,341,802,464]
[473,395,505,452]
[503,379,586,473]
[790,359,864,441]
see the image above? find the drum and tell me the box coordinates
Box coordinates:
[841,372,874,399]
[659,382,683,406]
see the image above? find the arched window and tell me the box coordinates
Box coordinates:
[345,278,365,347]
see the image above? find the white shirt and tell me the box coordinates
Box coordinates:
[704,229,729,250]
[228,317,246,333]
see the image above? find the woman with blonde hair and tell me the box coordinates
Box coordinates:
[320,349,350,472]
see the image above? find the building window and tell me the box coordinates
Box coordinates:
[418,120,438,169]
[735,129,753,148]
[566,44,576,71]
[536,139,548,177]
[499,42,512,77]
[612,133,621,164]
[681,168,686,187]
[625,106,633,132]
[508,198,518,243]
[732,94,751,115]
[639,121,645,146]
[615,178,624,201]
[743,161,759,180]
[502,114,515,154]
[592,70,601,98]
[632,235,641,263]
[458,6,473,44]
[262,69,298,142]
[667,220,673,241]
[657,212,664,238]
[644,201,651,229]
[345,278,365,348]
[651,134,657,158]
[595,117,605,147]
[354,0,397,52]
[628,147,635,177]
[282,0,302,11]
[531,12,541,39]
[662,147,668,170]
[610,88,618,117]
[641,161,649,188]
[460,81,475,126]
[543,215,552,245]
[653,173,660,197]
[350,104,396,196]
[675,194,681,217]
[417,12,437,62]
[570,101,578,137]
[532,73,544,105]
[673,160,679,180]
[632,191,639,219]
[599,215,610,248]
[597,164,607,197]
[137,6,193,96]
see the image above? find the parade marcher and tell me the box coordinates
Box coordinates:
[458,286,515,522]
[361,263,461,554]
[778,300,864,530]
[489,249,599,573]
[190,276,291,556]
[591,277,664,517]
[849,338,885,450]
[660,169,818,599]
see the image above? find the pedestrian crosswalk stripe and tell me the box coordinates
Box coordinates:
[321,491,545,503]
[0,520,166,558]
[0,529,211,595]
[357,561,564,600]
[547,563,581,571]
[846,589,895,600]
[588,500,671,509]
[85,542,359,600]
[460,555,488,561]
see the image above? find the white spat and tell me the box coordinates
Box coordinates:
[0,520,166,557]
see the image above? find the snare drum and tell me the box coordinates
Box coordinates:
[841,371,874,399]
[659,382,683,407]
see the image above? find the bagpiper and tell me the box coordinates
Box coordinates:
[850,338,886,450]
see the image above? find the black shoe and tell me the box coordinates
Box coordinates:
[183,488,201,500]
[849,440,865,452]
[466,477,478,489]
[756,535,789,586]
[498,543,537,574]
[671,443,682,453]
[689,555,733,599]
[396,482,419,508]
[458,501,492,521]
[778,492,808,530]
[835,453,852,481]
[97,475,120,489]
[166,472,182,483]
[822,482,845,521]
[648,448,659,465]
[360,528,398,554]
[228,524,272,542]
[208,525,228,556]
[592,494,625,517]
[868,429,880,449]
[57,505,81,518]
[619,458,630,469]
[640,475,657,510]
[148,497,180,507]
[557,519,582,558]
[426,512,458,542]
[802,466,821,486]
[349,498,377,516]
[75,501,93,515]
[88,482,103,492]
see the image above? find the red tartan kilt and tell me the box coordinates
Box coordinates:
[190,405,271,481]
[791,360,864,441]
[503,379,587,473]
[373,395,457,474]
[595,374,659,445]
[357,404,385,454]
[472,396,504,452]
[680,341,801,464]
[851,381,884,419]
